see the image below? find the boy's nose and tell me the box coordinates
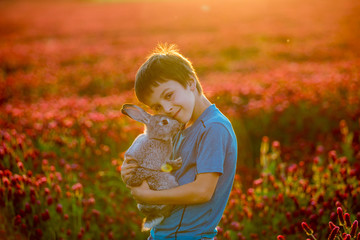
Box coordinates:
[164,106,173,114]
[162,103,173,114]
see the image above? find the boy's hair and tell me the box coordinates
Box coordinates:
[135,43,203,104]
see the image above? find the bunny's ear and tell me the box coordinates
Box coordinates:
[121,104,151,124]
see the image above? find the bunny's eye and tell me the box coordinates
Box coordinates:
[153,105,161,112]
[161,119,168,125]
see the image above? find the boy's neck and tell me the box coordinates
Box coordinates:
[185,94,211,129]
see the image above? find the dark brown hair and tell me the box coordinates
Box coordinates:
[135,43,202,104]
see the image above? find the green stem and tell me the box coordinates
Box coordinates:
[310,234,317,240]
[72,196,77,232]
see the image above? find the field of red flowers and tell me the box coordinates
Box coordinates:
[1,0,360,239]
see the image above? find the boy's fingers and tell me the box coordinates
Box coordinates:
[122,160,138,168]
[120,158,139,184]
[123,157,137,165]
[125,163,138,168]
[121,167,134,175]
[120,164,138,184]
[121,164,138,173]
[121,173,131,183]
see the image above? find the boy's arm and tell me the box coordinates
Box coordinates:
[130,172,220,205]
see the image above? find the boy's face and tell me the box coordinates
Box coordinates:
[144,79,196,124]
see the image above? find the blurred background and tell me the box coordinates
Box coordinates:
[1,0,360,239]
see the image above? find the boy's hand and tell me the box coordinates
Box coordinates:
[121,156,138,184]
[129,180,152,203]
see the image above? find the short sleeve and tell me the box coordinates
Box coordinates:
[195,123,230,174]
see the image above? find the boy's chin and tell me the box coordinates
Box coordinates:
[176,112,192,125]
[177,116,189,124]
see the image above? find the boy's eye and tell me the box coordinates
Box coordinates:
[165,92,173,99]
[161,119,168,125]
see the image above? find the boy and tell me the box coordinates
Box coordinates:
[121,44,237,240]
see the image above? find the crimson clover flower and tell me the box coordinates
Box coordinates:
[337,207,345,226]
[328,226,340,240]
[35,229,43,238]
[56,204,63,214]
[301,222,314,236]
[33,215,40,226]
[14,215,21,226]
[343,234,351,240]
[344,213,351,228]
[329,221,337,230]
[351,220,358,238]
[41,209,50,221]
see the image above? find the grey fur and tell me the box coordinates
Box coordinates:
[121,104,183,231]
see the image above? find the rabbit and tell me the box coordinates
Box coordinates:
[121,104,183,231]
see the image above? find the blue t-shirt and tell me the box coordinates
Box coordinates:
[150,104,238,240]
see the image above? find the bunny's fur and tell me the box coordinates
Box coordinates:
[121,104,183,231]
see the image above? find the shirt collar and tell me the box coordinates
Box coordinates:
[181,104,216,136]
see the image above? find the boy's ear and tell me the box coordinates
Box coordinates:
[121,104,151,124]
[188,75,196,91]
